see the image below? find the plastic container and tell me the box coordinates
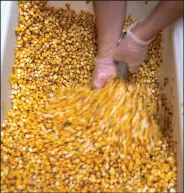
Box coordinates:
[1,1,183,192]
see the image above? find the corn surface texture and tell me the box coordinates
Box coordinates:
[1,1,177,193]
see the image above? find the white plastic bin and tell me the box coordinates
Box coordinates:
[1,1,183,192]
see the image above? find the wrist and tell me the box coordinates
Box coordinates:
[132,20,156,42]
[97,46,115,59]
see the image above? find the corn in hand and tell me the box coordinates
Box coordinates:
[44,78,161,149]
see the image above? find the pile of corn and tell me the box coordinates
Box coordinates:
[1,1,177,193]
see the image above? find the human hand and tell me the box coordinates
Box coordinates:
[92,58,117,89]
[114,21,155,73]
[92,1,127,89]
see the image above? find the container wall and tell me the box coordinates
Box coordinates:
[1,1,19,122]
[161,19,184,192]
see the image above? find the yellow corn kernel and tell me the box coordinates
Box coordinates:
[1,1,177,193]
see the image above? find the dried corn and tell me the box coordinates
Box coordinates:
[1,1,177,193]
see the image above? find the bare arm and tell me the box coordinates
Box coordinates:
[93,1,127,58]
[134,1,184,41]
[92,1,127,88]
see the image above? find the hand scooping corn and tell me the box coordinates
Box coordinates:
[1,1,177,192]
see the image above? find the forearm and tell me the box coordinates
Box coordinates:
[134,1,184,41]
[93,1,127,58]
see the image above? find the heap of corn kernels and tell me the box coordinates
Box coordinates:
[1,1,177,192]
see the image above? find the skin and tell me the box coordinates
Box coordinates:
[92,1,127,88]
[93,1,184,88]
[93,1,127,58]
[133,1,184,41]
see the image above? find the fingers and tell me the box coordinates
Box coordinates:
[93,20,153,89]
[113,35,148,74]
[113,20,156,75]
[92,58,117,89]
